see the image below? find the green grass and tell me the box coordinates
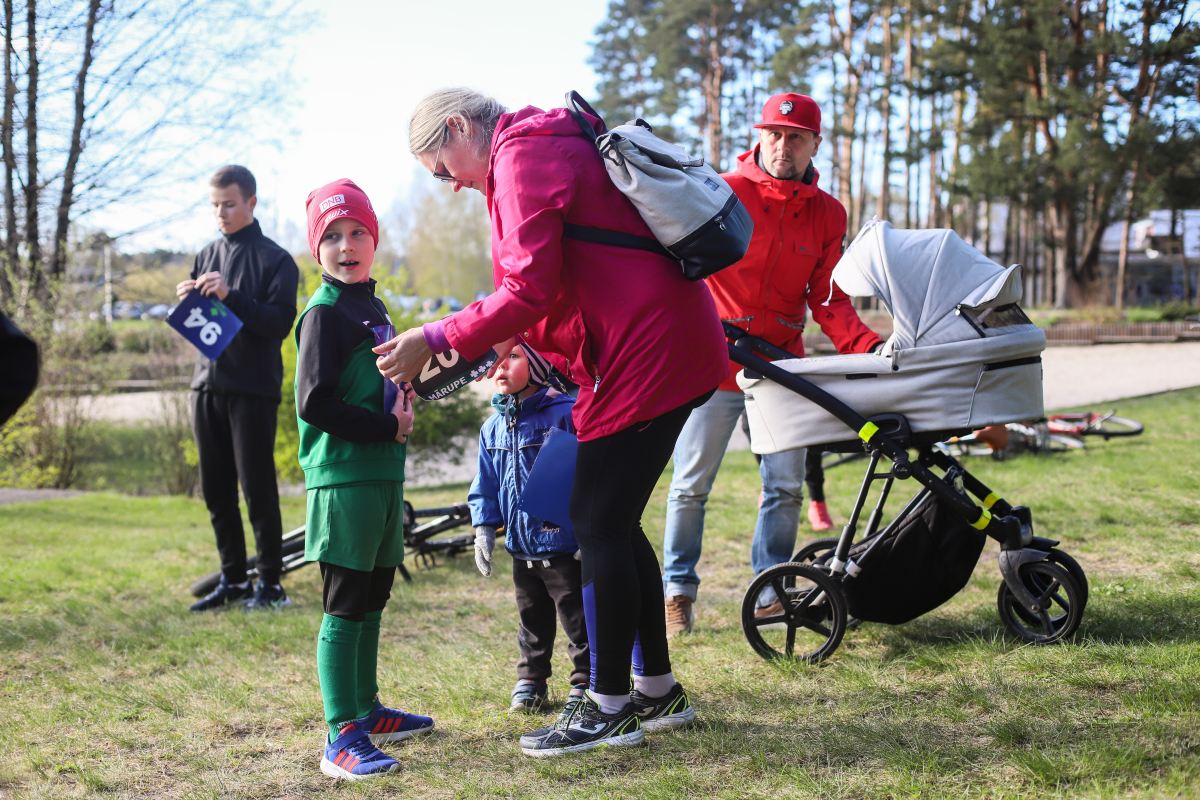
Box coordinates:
[2,390,1199,798]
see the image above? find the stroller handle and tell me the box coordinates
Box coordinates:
[724,326,995,533]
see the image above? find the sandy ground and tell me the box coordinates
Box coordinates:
[5,342,1197,503]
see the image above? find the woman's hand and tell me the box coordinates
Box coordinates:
[375,328,433,383]
[391,382,416,443]
[483,336,519,380]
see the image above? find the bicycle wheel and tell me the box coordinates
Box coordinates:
[1084,414,1143,439]
[1044,433,1085,453]
[741,562,847,663]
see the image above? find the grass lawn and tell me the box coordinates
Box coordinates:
[1,389,1198,799]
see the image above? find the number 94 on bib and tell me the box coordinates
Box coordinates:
[167,290,244,360]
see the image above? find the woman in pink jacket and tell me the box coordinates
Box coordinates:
[376,88,727,756]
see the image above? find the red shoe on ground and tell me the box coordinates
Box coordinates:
[808,501,835,531]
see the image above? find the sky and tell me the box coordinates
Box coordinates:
[115,0,611,253]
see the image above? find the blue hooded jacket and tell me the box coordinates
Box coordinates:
[468,387,577,557]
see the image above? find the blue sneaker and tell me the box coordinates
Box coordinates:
[510,679,548,712]
[320,722,398,781]
[361,699,435,744]
[242,580,290,613]
[189,576,252,613]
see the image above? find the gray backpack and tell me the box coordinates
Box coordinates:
[563,91,753,281]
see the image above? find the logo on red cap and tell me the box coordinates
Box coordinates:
[779,101,794,115]
[319,194,345,213]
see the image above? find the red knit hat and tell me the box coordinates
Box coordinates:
[753,93,821,134]
[305,179,379,264]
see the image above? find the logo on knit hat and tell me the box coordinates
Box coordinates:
[779,100,794,115]
[318,194,346,213]
[332,208,350,218]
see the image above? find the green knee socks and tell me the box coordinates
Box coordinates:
[356,610,383,718]
[316,611,385,741]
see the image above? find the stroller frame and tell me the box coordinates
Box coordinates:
[724,323,1086,662]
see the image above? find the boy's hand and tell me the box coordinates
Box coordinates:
[392,382,415,443]
[175,279,197,300]
[474,526,496,577]
[375,328,432,383]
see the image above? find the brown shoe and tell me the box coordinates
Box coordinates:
[754,598,784,619]
[665,595,694,638]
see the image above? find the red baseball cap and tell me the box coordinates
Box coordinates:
[305,178,379,264]
[753,93,821,134]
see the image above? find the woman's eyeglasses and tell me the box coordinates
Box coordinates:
[432,130,456,183]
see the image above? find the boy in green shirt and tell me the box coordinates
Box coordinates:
[297,179,432,781]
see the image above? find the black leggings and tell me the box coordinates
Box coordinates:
[572,389,714,695]
[319,562,396,622]
[805,447,825,503]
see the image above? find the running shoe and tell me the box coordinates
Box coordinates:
[808,500,835,531]
[320,723,399,781]
[361,699,434,744]
[519,683,588,749]
[242,580,291,612]
[510,679,548,712]
[189,576,252,613]
[520,692,644,757]
[631,683,696,732]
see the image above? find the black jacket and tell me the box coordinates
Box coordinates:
[295,274,400,443]
[189,220,299,400]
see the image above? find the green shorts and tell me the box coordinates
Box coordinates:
[305,481,405,571]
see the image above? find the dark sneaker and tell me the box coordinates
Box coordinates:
[631,683,696,732]
[320,722,398,781]
[519,684,587,749]
[520,692,644,757]
[361,699,434,745]
[510,679,548,712]
[242,581,291,612]
[189,576,252,613]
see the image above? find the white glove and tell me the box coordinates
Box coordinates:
[574,549,582,561]
[474,526,496,577]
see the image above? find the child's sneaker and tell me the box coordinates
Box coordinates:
[519,684,587,749]
[320,723,398,781]
[520,692,644,757]
[361,699,434,744]
[631,683,696,732]
[510,679,548,712]
[242,580,291,612]
[807,500,835,531]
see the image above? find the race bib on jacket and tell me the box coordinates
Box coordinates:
[410,347,498,401]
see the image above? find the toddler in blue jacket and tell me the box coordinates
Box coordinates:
[468,342,589,713]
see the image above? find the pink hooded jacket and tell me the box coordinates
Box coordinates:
[438,106,728,441]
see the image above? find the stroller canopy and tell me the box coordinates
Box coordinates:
[833,219,1023,350]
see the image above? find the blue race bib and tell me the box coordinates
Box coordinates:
[167,291,243,360]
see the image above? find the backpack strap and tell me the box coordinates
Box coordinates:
[562,223,674,261]
[564,90,606,141]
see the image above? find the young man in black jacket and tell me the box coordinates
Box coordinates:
[178,165,300,613]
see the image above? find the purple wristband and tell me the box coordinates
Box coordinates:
[422,320,451,353]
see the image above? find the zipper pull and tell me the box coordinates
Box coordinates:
[593,375,601,393]
[716,215,725,231]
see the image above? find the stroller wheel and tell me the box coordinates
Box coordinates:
[1044,549,1088,612]
[997,561,1083,644]
[742,562,847,663]
[792,537,840,564]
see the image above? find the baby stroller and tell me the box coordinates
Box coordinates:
[730,220,1087,662]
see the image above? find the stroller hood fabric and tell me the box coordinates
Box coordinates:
[834,219,1025,349]
[739,219,1046,453]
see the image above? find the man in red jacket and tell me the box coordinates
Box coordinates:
[662,93,883,635]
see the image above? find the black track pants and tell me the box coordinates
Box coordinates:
[192,391,283,585]
[512,554,590,686]
[572,389,714,695]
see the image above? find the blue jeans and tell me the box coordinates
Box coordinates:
[662,389,806,606]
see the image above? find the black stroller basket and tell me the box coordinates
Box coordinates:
[725,323,1087,662]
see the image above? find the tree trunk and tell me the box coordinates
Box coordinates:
[50,0,99,280]
[902,0,913,228]
[948,87,964,231]
[703,34,725,171]
[24,0,39,303]
[838,3,857,219]
[877,3,893,221]
[0,0,12,308]
[1113,161,1139,310]
[854,87,870,235]
[928,96,941,228]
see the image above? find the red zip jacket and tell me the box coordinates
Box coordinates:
[441,106,728,440]
[711,146,881,391]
